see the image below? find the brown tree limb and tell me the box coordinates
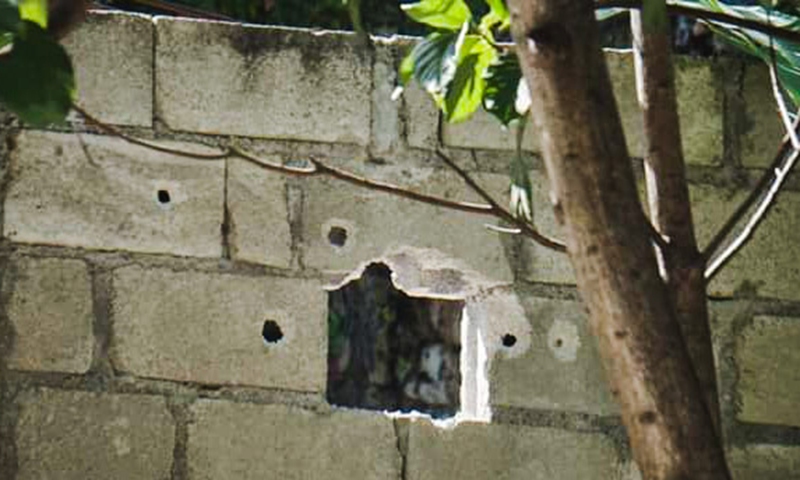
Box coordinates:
[597,0,800,44]
[630,2,722,435]
[71,104,567,252]
[508,0,729,478]
[435,149,567,252]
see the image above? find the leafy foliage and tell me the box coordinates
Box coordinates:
[678,0,800,106]
[0,0,75,126]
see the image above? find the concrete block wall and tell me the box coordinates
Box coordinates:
[1,11,799,479]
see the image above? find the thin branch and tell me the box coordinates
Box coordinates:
[705,27,800,280]
[434,149,568,252]
[70,105,574,251]
[596,0,800,44]
[72,105,231,160]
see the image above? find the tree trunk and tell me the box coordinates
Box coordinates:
[506,1,730,478]
[630,6,722,433]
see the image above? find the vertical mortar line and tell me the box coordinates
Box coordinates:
[285,179,305,270]
[166,396,194,480]
[392,417,409,480]
[0,254,19,480]
[87,261,116,385]
[151,14,158,129]
[221,158,232,261]
[720,58,747,176]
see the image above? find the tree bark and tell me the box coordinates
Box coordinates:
[506,1,730,478]
[630,7,722,434]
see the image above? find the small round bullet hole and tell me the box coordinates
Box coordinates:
[554,338,563,348]
[328,226,347,247]
[502,334,517,347]
[157,189,171,204]
[262,320,283,344]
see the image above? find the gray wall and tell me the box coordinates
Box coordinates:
[0,11,798,479]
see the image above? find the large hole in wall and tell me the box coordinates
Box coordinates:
[327,263,464,419]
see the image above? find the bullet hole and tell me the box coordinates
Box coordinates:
[501,334,517,347]
[328,226,347,247]
[554,338,563,348]
[261,320,283,344]
[157,189,171,204]
[327,262,463,419]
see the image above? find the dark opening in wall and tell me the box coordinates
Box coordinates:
[327,263,463,418]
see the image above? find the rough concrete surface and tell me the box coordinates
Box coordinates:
[727,444,800,480]
[692,184,800,301]
[490,296,617,416]
[111,265,327,391]
[4,131,225,258]
[302,165,516,282]
[156,18,372,145]
[736,315,800,427]
[4,256,94,374]
[188,400,400,480]
[226,157,292,267]
[406,418,625,480]
[15,388,174,480]
[63,11,154,126]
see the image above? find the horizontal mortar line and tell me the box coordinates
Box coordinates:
[708,296,800,315]
[0,242,316,279]
[728,421,800,446]
[3,370,329,410]
[513,281,583,301]
[491,405,624,435]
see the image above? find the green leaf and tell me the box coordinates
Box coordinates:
[0,21,75,126]
[485,0,508,22]
[444,36,496,123]
[399,48,415,86]
[483,52,523,126]
[18,0,46,28]
[0,0,20,32]
[480,0,509,32]
[401,0,471,31]
[411,31,459,96]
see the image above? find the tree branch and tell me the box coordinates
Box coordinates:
[597,0,800,44]
[71,104,567,253]
[704,42,800,281]
[434,149,567,252]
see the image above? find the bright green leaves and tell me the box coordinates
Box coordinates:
[19,0,48,28]
[401,0,471,30]
[0,20,75,126]
[445,34,496,122]
[483,52,523,126]
[398,0,512,123]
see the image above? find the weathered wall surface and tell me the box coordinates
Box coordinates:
[1,11,799,479]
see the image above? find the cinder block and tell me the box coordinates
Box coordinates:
[740,63,785,169]
[371,38,403,156]
[735,315,800,427]
[4,131,224,258]
[111,266,326,391]
[4,256,94,374]
[674,56,725,166]
[442,108,537,152]
[301,165,515,282]
[407,419,624,480]
[518,170,574,285]
[63,11,153,126]
[188,400,400,480]
[404,82,440,150]
[691,184,800,301]
[156,18,372,145]
[226,157,292,267]
[15,388,173,480]
[728,444,800,480]
[490,296,617,416]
